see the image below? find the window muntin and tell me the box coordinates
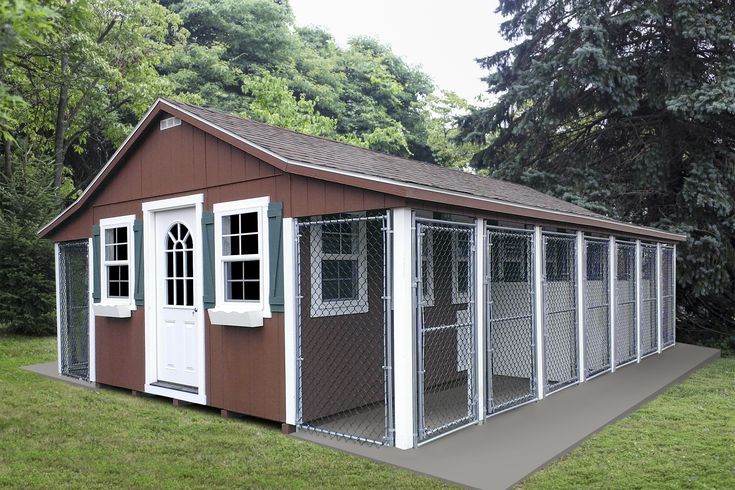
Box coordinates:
[212,197,270,316]
[165,223,194,307]
[99,215,135,305]
[309,216,368,318]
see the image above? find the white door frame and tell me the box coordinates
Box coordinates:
[142,193,206,404]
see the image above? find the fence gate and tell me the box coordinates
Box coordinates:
[416,218,476,442]
[615,241,637,366]
[486,226,536,414]
[584,238,611,377]
[639,244,658,357]
[295,213,393,445]
[542,233,578,394]
[661,246,675,347]
[57,240,90,380]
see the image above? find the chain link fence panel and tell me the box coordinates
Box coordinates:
[542,233,579,394]
[661,246,675,347]
[640,244,658,356]
[486,227,537,414]
[58,240,90,380]
[295,212,393,445]
[416,219,476,442]
[615,241,637,366]
[584,238,611,377]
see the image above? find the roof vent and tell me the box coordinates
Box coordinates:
[160,117,181,131]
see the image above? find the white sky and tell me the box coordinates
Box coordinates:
[288,0,509,104]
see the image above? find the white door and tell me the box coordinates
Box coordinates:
[155,207,199,388]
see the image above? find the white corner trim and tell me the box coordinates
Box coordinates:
[207,308,263,327]
[87,237,96,383]
[283,217,297,425]
[54,243,62,375]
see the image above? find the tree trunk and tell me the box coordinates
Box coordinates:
[53,52,70,191]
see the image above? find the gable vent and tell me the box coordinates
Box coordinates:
[160,117,181,131]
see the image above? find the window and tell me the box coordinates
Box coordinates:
[545,239,573,282]
[99,215,135,305]
[491,235,529,283]
[586,242,606,281]
[451,230,472,304]
[617,246,634,280]
[310,216,368,317]
[212,197,270,321]
[165,223,194,306]
[420,229,435,306]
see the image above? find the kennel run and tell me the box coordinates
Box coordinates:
[42,99,684,451]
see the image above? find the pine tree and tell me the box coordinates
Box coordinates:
[462,0,735,351]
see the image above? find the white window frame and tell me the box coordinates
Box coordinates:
[94,215,136,317]
[310,218,368,318]
[451,230,471,304]
[211,197,271,325]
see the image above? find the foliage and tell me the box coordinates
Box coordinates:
[0,334,450,488]
[520,357,735,488]
[425,90,484,169]
[0,150,61,335]
[461,0,735,350]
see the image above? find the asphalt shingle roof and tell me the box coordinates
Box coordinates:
[168,100,602,219]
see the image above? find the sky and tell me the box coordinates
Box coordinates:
[288,0,509,104]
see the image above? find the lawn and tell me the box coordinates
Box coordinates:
[1,334,732,489]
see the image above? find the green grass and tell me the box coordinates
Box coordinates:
[1,334,732,489]
[519,356,735,489]
[0,333,449,489]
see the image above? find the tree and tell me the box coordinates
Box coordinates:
[6,0,185,192]
[424,90,483,169]
[461,0,735,350]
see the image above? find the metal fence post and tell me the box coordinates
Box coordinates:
[673,244,677,345]
[393,208,415,449]
[576,231,585,383]
[475,218,486,420]
[656,243,663,354]
[534,226,545,400]
[635,240,642,363]
[609,236,617,373]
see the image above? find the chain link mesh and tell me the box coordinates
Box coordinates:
[295,213,393,445]
[584,238,611,377]
[58,240,90,380]
[542,233,579,394]
[416,220,476,442]
[615,241,637,366]
[486,227,536,414]
[661,246,675,347]
[639,244,658,356]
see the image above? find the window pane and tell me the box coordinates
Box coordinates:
[228,214,239,235]
[244,281,259,300]
[185,251,193,278]
[109,281,120,297]
[339,278,355,299]
[322,232,341,254]
[167,279,174,305]
[119,281,129,298]
[109,265,119,281]
[241,234,258,255]
[322,260,339,281]
[175,250,183,278]
[186,279,193,306]
[322,279,340,300]
[120,265,129,281]
[176,279,184,305]
[228,281,244,301]
[241,212,258,233]
[116,227,127,244]
[105,228,115,246]
[243,260,259,280]
[227,261,244,281]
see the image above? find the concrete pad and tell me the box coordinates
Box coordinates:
[294,343,720,490]
[21,361,96,390]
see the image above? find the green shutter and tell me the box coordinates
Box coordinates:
[92,224,101,303]
[133,220,144,306]
[202,211,216,309]
[268,202,284,312]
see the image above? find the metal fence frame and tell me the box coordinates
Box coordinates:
[584,237,611,378]
[615,240,637,367]
[294,212,394,446]
[57,240,90,380]
[415,217,477,443]
[486,225,537,415]
[542,231,579,394]
[661,245,676,348]
[639,244,658,357]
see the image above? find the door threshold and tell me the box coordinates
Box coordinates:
[151,380,199,394]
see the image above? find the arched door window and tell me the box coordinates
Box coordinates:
[166,223,193,306]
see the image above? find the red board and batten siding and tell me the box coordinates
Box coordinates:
[45,117,402,423]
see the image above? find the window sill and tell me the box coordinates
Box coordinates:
[208,307,264,327]
[93,303,133,318]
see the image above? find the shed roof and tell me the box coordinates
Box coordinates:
[39,99,685,242]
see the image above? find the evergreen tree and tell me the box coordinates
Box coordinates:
[461,0,735,351]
